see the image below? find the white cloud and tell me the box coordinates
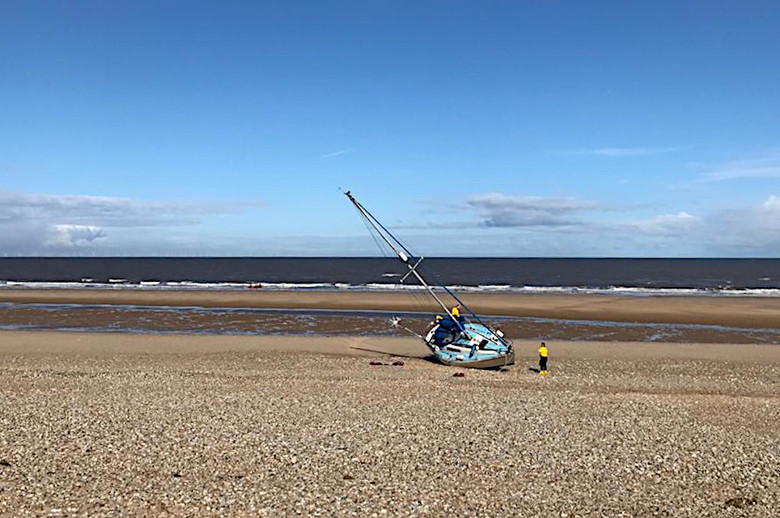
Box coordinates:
[761,194,780,212]
[606,197,780,255]
[450,192,780,256]
[575,146,685,157]
[0,190,263,255]
[725,194,780,232]
[44,225,106,248]
[628,211,702,236]
[320,149,349,159]
[466,193,600,228]
[697,155,780,182]
[696,195,780,253]
[235,193,780,257]
[0,190,259,227]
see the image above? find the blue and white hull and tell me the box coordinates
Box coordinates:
[424,321,514,369]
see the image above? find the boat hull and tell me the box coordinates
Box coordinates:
[433,347,515,369]
[424,321,514,370]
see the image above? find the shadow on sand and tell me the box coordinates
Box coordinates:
[351,346,514,371]
[350,346,440,365]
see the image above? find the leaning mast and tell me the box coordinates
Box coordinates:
[344,191,453,317]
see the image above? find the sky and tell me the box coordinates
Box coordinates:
[1,0,779,257]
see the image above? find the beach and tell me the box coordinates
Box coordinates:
[5,0,779,514]
[2,327,780,516]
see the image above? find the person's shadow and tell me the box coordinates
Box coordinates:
[528,367,541,373]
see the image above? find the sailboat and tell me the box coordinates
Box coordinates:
[345,191,515,369]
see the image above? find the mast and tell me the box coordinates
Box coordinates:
[344,191,455,319]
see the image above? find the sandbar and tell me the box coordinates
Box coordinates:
[2,288,780,329]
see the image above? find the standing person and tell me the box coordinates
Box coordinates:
[538,342,549,375]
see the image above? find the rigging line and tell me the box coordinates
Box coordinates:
[397,259,432,313]
[351,198,415,260]
[344,188,423,259]
[398,258,457,327]
[409,283,432,312]
[349,198,406,260]
[403,233,422,259]
[361,213,390,257]
[350,198,426,314]
[351,202,392,257]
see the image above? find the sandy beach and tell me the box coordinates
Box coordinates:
[2,330,779,516]
[4,0,779,515]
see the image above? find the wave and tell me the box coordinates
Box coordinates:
[1,279,779,297]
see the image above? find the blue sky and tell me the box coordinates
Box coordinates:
[1,0,779,256]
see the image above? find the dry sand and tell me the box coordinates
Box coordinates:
[3,288,780,329]
[1,331,779,516]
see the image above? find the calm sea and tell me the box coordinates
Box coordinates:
[0,257,779,295]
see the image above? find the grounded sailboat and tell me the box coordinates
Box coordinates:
[345,191,515,369]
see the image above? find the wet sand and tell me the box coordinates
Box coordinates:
[4,288,780,343]
[1,331,779,516]
[2,304,780,344]
[3,288,780,329]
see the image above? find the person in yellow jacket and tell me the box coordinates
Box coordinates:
[451,304,465,325]
[538,342,549,375]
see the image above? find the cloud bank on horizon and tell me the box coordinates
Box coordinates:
[0,191,265,255]
[1,187,778,257]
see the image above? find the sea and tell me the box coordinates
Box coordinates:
[1,257,779,295]
[2,258,779,342]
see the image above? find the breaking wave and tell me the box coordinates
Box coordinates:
[1,279,779,297]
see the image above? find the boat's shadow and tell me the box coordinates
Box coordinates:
[349,346,439,365]
[350,346,511,371]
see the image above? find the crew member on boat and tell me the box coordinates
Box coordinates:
[450,304,465,326]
